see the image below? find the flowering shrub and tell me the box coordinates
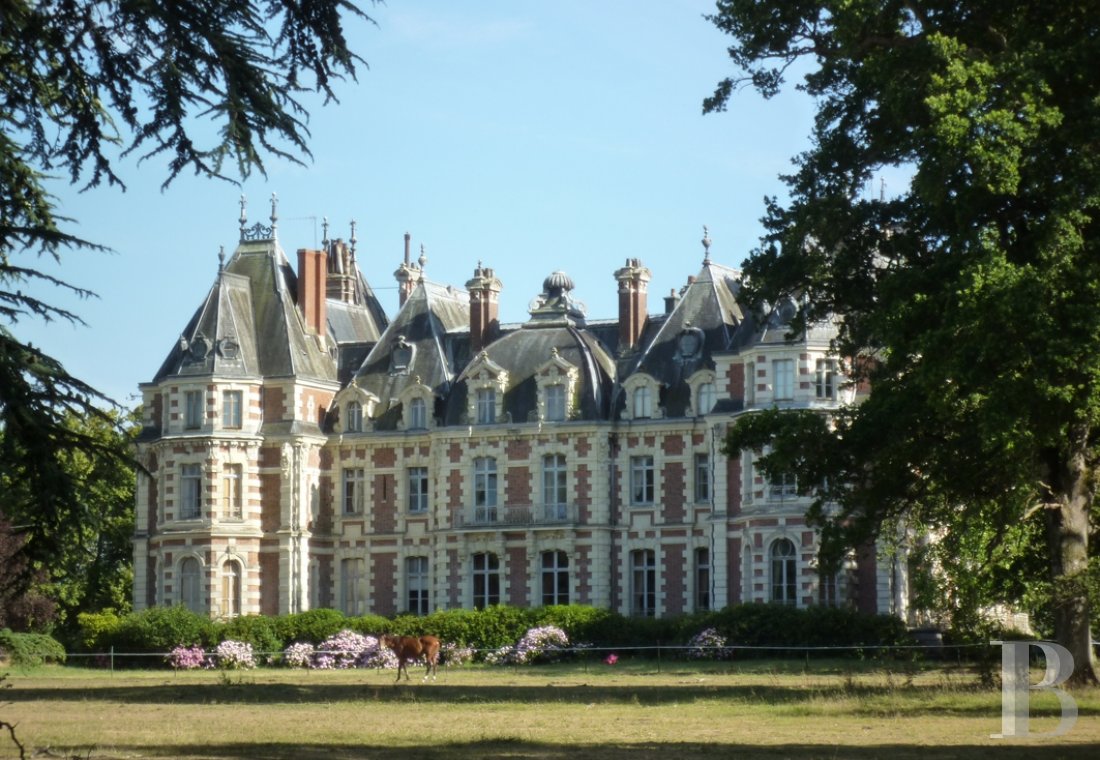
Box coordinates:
[604,653,618,665]
[440,642,475,667]
[687,627,732,660]
[282,642,315,668]
[214,639,256,669]
[311,629,398,670]
[486,626,570,665]
[167,645,209,670]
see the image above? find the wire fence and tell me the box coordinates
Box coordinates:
[52,641,996,674]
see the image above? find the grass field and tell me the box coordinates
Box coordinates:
[1,659,1097,759]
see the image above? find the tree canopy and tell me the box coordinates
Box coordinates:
[0,0,374,622]
[707,0,1100,683]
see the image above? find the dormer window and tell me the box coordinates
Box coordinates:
[409,397,427,429]
[476,388,496,424]
[391,335,415,375]
[345,401,363,433]
[545,384,566,422]
[697,382,717,414]
[632,386,652,419]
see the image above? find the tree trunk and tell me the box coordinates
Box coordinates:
[1046,431,1099,687]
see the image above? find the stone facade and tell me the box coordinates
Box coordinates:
[133,213,908,621]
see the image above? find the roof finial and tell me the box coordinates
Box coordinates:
[418,244,427,269]
[350,219,358,259]
[321,216,330,248]
[238,194,247,238]
[701,225,712,264]
[218,245,226,273]
[269,192,278,234]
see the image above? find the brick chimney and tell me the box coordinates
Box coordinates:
[297,248,327,336]
[394,232,423,308]
[614,258,651,351]
[466,262,503,353]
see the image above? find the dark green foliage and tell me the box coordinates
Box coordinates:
[531,605,617,643]
[73,610,124,652]
[219,615,282,656]
[0,629,66,665]
[345,614,392,637]
[274,609,348,645]
[113,606,217,654]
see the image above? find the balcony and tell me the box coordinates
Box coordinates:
[457,503,578,529]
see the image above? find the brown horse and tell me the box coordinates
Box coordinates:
[381,634,441,682]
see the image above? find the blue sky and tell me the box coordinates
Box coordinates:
[22,0,822,405]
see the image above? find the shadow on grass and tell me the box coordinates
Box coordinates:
[8,679,1095,719]
[77,739,1100,760]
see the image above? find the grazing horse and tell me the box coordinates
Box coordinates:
[381,634,441,682]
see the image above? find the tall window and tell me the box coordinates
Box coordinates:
[343,468,365,515]
[695,547,711,612]
[179,557,203,612]
[815,359,837,399]
[632,385,652,418]
[222,464,243,519]
[473,457,498,522]
[408,467,429,514]
[541,551,569,606]
[630,549,656,617]
[769,472,797,500]
[542,454,567,519]
[772,358,795,401]
[545,384,566,421]
[694,453,711,503]
[406,556,430,615]
[345,401,363,432]
[476,388,496,424]
[184,390,203,429]
[697,382,717,415]
[180,463,202,520]
[630,455,654,505]
[222,389,243,428]
[220,560,242,618]
[471,552,500,609]
[770,539,798,606]
[409,397,427,429]
[818,557,839,607]
[340,557,366,616]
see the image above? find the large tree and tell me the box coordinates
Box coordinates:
[0,1,374,614]
[706,0,1099,683]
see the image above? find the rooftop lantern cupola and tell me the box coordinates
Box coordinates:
[527,270,586,326]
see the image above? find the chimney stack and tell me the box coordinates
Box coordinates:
[614,258,651,351]
[394,232,422,308]
[297,248,328,336]
[466,262,503,353]
[664,288,680,315]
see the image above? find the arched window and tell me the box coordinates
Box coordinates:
[345,400,363,432]
[180,557,203,612]
[220,559,242,618]
[770,539,797,606]
[632,385,652,418]
[409,397,427,429]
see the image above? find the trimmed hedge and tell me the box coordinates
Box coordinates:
[73,603,914,665]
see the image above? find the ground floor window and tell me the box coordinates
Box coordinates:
[630,549,656,617]
[472,552,500,609]
[406,556,430,615]
[541,550,569,606]
[770,538,797,605]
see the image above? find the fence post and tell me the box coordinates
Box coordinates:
[110,646,114,674]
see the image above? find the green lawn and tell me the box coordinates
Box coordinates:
[1,661,1097,759]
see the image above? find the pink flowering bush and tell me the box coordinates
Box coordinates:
[604,653,619,665]
[687,627,732,660]
[312,629,397,670]
[214,639,256,669]
[167,645,209,670]
[282,642,315,668]
[485,625,570,665]
[440,642,474,667]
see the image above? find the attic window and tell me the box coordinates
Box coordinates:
[678,328,703,360]
[217,338,240,360]
[391,336,414,375]
[189,335,209,361]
